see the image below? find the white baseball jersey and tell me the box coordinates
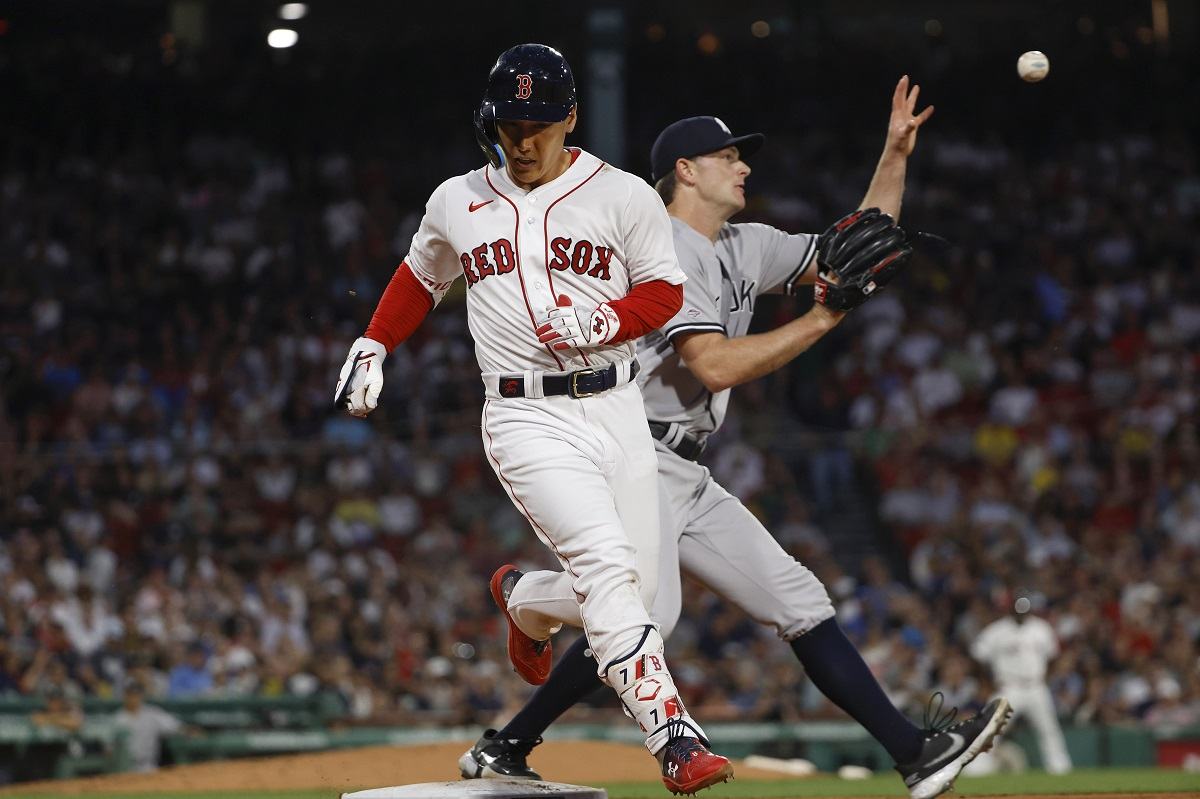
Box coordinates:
[404,148,710,753]
[404,149,686,375]
[970,615,1058,685]
[638,217,816,437]
[970,614,1073,773]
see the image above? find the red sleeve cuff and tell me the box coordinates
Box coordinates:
[605,280,684,344]
[363,262,434,352]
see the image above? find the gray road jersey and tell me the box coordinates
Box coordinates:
[638,217,816,438]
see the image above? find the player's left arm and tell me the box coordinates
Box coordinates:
[752,224,818,293]
[755,77,932,293]
[858,75,934,220]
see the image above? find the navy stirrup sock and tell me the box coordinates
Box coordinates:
[499,634,604,741]
[790,617,924,764]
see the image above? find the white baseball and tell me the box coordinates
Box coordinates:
[1017,50,1049,82]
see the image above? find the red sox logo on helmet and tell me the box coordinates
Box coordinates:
[515,74,533,99]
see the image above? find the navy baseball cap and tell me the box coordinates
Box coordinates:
[650,116,765,182]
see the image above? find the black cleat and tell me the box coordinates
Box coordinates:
[896,696,1012,799]
[458,728,543,781]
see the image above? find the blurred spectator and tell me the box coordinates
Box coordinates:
[0,660,19,698]
[20,687,85,783]
[113,682,186,773]
[167,643,213,698]
[29,687,84,735]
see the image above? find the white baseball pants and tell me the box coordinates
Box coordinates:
[1002,682,1073,774]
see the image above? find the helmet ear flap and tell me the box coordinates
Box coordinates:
[474,104,505,169]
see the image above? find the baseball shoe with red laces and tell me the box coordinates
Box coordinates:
[490,564,552,685]
[658,736,734,795]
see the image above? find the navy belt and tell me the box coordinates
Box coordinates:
[648,421,706,462]
[499,360,639,399]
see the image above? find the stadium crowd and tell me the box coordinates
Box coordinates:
[1,21,1198,746]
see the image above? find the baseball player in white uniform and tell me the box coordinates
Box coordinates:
[333,44,732,795]
[971,597,1073,774]
[462,79,1012,799]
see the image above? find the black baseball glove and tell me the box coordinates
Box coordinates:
[813,207,912,312]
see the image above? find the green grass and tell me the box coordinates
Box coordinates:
[0,769,1195,799]
[603,768,1199,797]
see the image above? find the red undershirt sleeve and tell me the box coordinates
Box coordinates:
[604,280,683,344]
[363,262,434,352]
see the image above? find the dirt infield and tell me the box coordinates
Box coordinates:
[0,740,789,795]
[1,743,1195,798]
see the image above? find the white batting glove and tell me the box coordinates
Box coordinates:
[535,300,620,351]
[334,336,387,417]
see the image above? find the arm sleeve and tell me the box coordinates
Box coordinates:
[364,262,434,352]
[621,180,687,286]
[605,280,683,344]
[743,223,818,295]
[403,179,461,305]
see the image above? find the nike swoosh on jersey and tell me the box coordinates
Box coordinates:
[469,200,494,212]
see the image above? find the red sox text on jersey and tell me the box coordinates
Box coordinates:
[459,237,614,286]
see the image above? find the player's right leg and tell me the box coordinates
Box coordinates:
[461,470,687,781]
[673,465,1009,798]
[1025,685,1072,774]
[480,395,657,678]
[480,393,731,793]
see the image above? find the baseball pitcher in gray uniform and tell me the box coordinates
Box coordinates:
[464,77,1011,799]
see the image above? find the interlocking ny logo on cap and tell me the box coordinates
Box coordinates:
[515,74,533,99]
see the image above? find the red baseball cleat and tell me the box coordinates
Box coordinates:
[490,564,552,685]
[659,736,734,795]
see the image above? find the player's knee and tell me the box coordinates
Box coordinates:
[649,602,681,640]
[777,594,836,641]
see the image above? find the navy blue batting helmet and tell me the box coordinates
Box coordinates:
[473,44,577,169]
